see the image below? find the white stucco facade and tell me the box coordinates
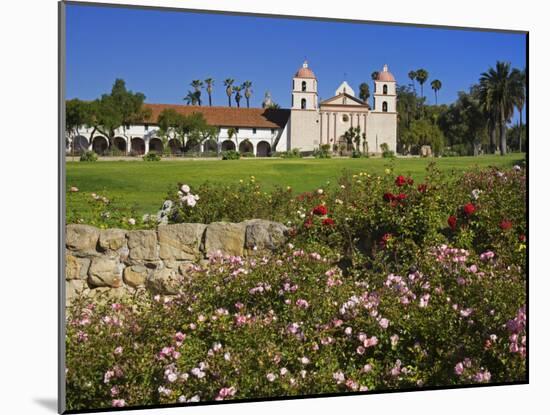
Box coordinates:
[66,62,397,156]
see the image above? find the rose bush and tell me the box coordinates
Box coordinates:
[65,163,527,410]
[66,241,525,410]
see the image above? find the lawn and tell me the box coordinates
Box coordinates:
[66,154,524,217]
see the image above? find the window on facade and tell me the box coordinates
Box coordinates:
[382,101,388,112]
[235,127,239,133]
[383,84,388,95]
[144,124,149,131]
[301,81,307,92]
[301,98,307,109]
[342,114,349,122]
[271,128,276,134]
[253,128,257,134]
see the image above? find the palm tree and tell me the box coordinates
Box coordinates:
[204,78,214,107]
[243,81,253,108]
[408,70,417,93]
[515,68,526,152]
[358,82,370,103]
[430,79,442,104]
[415,69,429,99]
[478,61,523,155]
[190,80,203,106]
[224,79,235,107]
[234,85,243,108]
[183,91,199,106]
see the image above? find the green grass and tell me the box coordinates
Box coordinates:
[66,154,524,217]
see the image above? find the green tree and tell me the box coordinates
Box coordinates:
[184,91,199,106]
[371,71,379,81]
[190,80,204,106]
[515,68,526,152]
[478,61,524,155]
[343,126,362,152]
[66,99,92,153]
[205,78,214,107]
[430,79,442,104]
[401,118,444,155]
[234,85,243,108]
[243,81,253,108]
[224,79,235,107]
[227,127,238,148]
[408,70,417,94]
[358,83,370,103]
[415,69,429,99]
[88,79,150,150]
[438,91,487,155]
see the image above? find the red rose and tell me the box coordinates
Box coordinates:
[519,234,526,243]
[312,205,328,216]
[380,233,393,248]
[448,215,457,230]
[500,220,513,231]
[395,175,407,187]
[304,218,313,229]
[417,184,427,193]
[383,192,395,202]
[463,203,476,216]
[396,193,407,201]
[407,178,414,186]
[322,218,335,226]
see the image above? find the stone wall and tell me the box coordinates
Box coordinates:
[65,220,288,302]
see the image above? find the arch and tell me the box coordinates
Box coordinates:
[131,137,145,155]
[203,139,218,153]
[185,138,201,154]
[72,135,89,154]
[383,84,388,95]
[239,140,253,154]
[221,140,236,151]
[92,136,108,155]
[301,98,307,109]
[149,138,163,153]
[113,136,127,153]
[168,139,182,154]
[301,80,307,91]
[382,101,388,112]
[256,141,271,157]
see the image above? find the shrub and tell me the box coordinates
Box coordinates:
[66,190,153,230]
[65,165,526,410]
[279,148,303,159]
[380,143,395,158]
[107,148,125,157]
[79,150,98,162]
[201,151,218,158]
[221,150,241,160]
[143,152,162,161]
[241,152,255,158]
[314,144,332,159]
[66,241,525,410]
[167,178,295,224]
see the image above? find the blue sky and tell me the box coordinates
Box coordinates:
[66,3,526,119]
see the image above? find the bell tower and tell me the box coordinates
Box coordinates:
[373,64,397,113]
[289,61,320,153]
[291,61,318,110]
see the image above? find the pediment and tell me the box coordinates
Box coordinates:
[320,93,368,107]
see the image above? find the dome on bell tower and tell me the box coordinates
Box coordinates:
[295,61,316,79]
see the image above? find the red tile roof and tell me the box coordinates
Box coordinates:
[143,103,290,129]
